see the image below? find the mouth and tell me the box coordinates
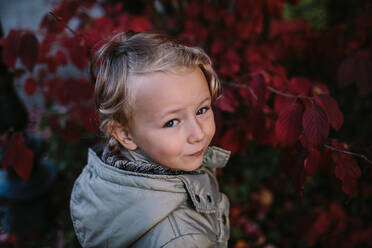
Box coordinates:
[189,148,204,157]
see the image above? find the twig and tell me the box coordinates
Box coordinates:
[266,86,313,100]
[49,11,82,37]
[324,144,372,165]
[223,82,257,100]
[224,81,313,101]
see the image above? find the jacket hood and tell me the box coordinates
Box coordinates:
[70,146,230,247]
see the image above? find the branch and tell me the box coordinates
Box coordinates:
[49,11,82,37]
[223,81,313,101]
[266,86,313,100]
[223,82,257,100]
[324,144,372,165]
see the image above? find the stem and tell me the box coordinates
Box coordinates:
[49,11,81,37]
[324,144,372,165]
[223,82,257,100]
[266,86,312,100]
[223,81,312,101]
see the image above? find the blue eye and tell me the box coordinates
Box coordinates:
[164,119,179,128]
[197,107,209,115]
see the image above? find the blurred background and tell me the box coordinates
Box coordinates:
[0,0,371,247]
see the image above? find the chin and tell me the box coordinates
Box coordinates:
[182,161,203,172]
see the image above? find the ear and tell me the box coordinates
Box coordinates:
[109,121,138,151]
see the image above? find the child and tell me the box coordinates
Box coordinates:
[70,32,231,247]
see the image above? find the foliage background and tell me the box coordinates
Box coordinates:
[0,0,371,247]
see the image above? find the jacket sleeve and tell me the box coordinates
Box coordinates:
[161,233,219,248]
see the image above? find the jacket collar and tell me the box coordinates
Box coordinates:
[88,145,230,213]
[123,145,230,169]
[120,147,155,164]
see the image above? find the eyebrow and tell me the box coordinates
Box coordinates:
[160,96,211,119]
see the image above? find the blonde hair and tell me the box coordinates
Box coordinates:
[91,32,221,151]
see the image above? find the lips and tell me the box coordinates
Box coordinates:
[189,148,204,157]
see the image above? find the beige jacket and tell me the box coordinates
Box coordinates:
[70,146,230,247]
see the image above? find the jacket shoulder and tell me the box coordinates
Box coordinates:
[70,157,187,247]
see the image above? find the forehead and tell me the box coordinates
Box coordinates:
[130,68,210,118]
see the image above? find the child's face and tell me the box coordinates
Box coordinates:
[126,67,215,171]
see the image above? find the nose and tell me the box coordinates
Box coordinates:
[187,117,205,144]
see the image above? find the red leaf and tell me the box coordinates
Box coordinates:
[202,3,217,21]
[333,153,361,180]
[219,129,241,155]
[339,177,359,198]
[219,9,235,27]
[71,106,99,132]
[288,77,312,96]
[236,0,256,19]
[266,0,284,17]
[313,211,331,237]
[38,34,56,65]
[55,50,67,66]
[19,32,39,72]
[1,134,34,181]
[43,77,93,106]
[185,2,202,17]
[279,142,309,196]
[329,203,347,233]
[24,77,37,96]
[250,75,266,109]
[95,15,116,31]
[62,37,89,69]
[219,49,241,76]
[269,19,308,39]
[40,13,64,34]
[53,0,79,22]
[314,94,344,131]
[236,21,253,39]
[302,103,329,147]
[46,50,68,73]
[127,16,152,32]
[210,38,224,56]
[307,211,331,246]
[214,89,239,112]
[273,94,293,113]
[332,151,361,198]
[49,116,83,142]
[275,100,304,147]
[2,29,22,68]
[312,83,330,96]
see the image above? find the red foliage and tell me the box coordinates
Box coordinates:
[275,100,304,147]
[19,32,39,72]
[331,141,361,198]
[24,77,37,96]
[306,203,347,246]
[302,103,329,147]
[214,88,239,113]
[61,36,89,70]
[0,133,34,181]
[338,52,372,95]
[1,30,39,72]
[1,0,371,246]
[314,94,343,131]
[1,29,22,68]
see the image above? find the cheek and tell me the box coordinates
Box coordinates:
[204,112,216,141]
[148,131,185,157]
